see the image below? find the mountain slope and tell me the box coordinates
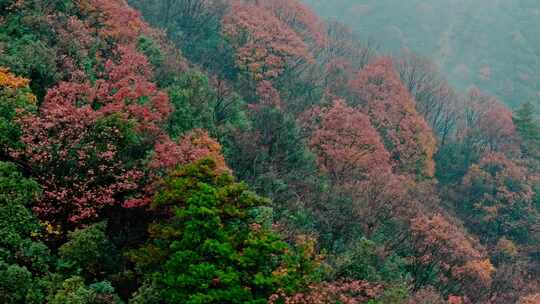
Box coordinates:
[304,0,540,108]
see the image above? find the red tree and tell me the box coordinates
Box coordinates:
[307,99,392,186]
[305,100,406,236]
[79,0,153,44]
[350,57,437,178]
[260,0,327,47]
[123,129,229,209]
[14,45,171,225]
[150,129,228,173]
[458,88,518,155]
[409,213,495,301]
[222,0,313,81]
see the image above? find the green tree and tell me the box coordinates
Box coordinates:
[58,222,120,280]
[47,276,122,304]
[513,101,540,159]
[128,158,318,304]
[0,161,52,304]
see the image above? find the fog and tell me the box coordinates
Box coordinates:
[304,0,540,108]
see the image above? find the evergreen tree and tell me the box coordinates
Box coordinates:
[513,101,540,159]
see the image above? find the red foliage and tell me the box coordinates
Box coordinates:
[79,0,153,44]
[458,88,518,155]
[13,45,171,224]
[304,100,407,235]
[255,80,282,109]
[307,99,392,186]
[97,45,172,135]
[447,295,464,304]
[350,57,437,178]
[222,0,313,81]
[409,213,494,300]
[268,280,382,304]
[123,129,229,209]
[150,129,228,173]
[260,0,327,47]
[16,98,144,223]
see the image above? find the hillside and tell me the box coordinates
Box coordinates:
[1,0,540,303]
[304,0,540,108]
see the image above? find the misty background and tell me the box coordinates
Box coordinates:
[304,0,540,109]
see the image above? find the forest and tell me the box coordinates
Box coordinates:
[0,0,540,303]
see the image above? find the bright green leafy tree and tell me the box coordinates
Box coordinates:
[128,158,319,304]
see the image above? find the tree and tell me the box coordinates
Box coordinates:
[260,0,327,47]
[47,277,122,304]
[307,99,392,187]
[150,129,228,174]
[165,71,246,138]
[268,280,382,304]
[408,213,494,301]
[305,100,405,236]
[513,101,540,159]
[222,0,313,82]
[460,152,540,246]
[128,158,318,303]
[519,293,540,304]
[128,0,228,67]
[350,57,437,178]
[457,88,518,157]
[14,45,171,225]
[394,52,459,147]
[0,68,37,157]
[0,162,52,304]
[58,222,120,280]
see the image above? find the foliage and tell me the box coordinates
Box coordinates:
[58,222,119,279]
[2,0,540,302]
[0,161,51,304]
[0,68,37,153]
[128,159,319,303]
[460,152,540,245]
[350,57,437,178]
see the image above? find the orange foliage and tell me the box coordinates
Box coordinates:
[0,67,30,89]
[519,293,540,304]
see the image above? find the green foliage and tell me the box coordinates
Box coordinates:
[59,222,120,280]
[128,158,318,303]
[0,77,37,153]
[0,162,52,304]
[166,70,246,139]
[166,71,218,137]
[514,101,540,159]
[0,34,60,100]
[332,238,408,283]
[48,276,122,304]
[137,36,165,68]
[227,107,319,215]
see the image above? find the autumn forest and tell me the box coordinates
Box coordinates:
[1,0,540,303]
